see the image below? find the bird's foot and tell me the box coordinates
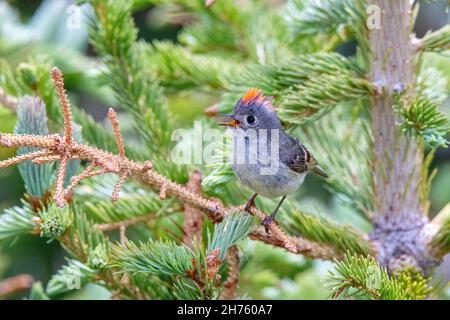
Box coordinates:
[261,215,276,234]
[244,194,258,212]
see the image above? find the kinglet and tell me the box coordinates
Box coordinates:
[220,88,327,233]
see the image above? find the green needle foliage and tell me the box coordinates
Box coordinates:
[14,96,55,198]
[29,282,50,300]
[283,211,371,255]
[286,0,365,40]
[0,0,449,301]
[218,52,366,116]
[87,0,187,181]
[398,95,450,148]
[46,259,96,297]
[0,200,37,242]
[420,24,450,53]
[326,253,432,300]
[207,211,256,260]
[277,73,374,124]
[148,41,241,92]
[88,0,171,153]
[112,239,194,276]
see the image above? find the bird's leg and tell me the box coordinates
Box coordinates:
[262,196,286,234]
[244,193,258,212]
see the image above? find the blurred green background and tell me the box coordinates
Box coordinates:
[0,0,449,299]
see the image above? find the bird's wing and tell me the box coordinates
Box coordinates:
[280,134,328,178]
[279,134,310,174]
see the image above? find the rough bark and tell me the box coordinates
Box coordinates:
[367,0,441,273]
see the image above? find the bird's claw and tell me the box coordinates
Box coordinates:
[262,215,275,234]
[244,198,256,212]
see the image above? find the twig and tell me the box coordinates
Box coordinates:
[54,155,68,207]
[183,171,204,248]
[0,274,34,298]
[108,108,126,158]
[0,86,18,112]
[51,68,72,145]
[108,107,130,202]
[94,213,157,232]
[119,224,127,245]
[219,245,240,300]
[249,229,338,260]
[0,67,342,260]
[112,172,127,202]
[0,150,50,168]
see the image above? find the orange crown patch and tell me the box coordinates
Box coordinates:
[242,88,264,103]
[241,88,274,111]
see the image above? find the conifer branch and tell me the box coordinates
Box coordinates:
[94,213,157,232]
[326,253,431,300]
[416,24,450,53]
[51,68,72,146]
[0,67,340,260]
[283,211,372,255]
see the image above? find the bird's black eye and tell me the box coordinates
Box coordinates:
[247,115,256,124]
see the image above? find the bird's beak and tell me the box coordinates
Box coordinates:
[217,114,240,127]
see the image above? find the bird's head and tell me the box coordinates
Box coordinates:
[219,88,281,131]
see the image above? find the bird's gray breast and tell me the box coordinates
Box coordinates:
[230,128,305,198]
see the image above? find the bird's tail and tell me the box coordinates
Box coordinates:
[306,154,328,178]
[312,166,328,179]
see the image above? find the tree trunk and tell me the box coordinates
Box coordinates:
[368,0,440,273]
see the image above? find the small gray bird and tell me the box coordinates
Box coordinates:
[219,88,327,233]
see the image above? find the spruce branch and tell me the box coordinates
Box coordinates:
[416,24,450,53]
[397,95,449,148]
[14,96,55,199]
[0,67,340,259]
[277,73,374,124]
[0,201,39,242]
[54,210,144,299]
[80,184,179,224]
[89,0,172,156]
[148,41,240,92]
[94,213,157,232]
[218,53,371,124]
[28,282,50,300]
[112,239,195,276]
[283,211,372,256]
[285,0,365,40]
[326,253,431,300]
[46,259,95,297]
[207,211,255,261]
